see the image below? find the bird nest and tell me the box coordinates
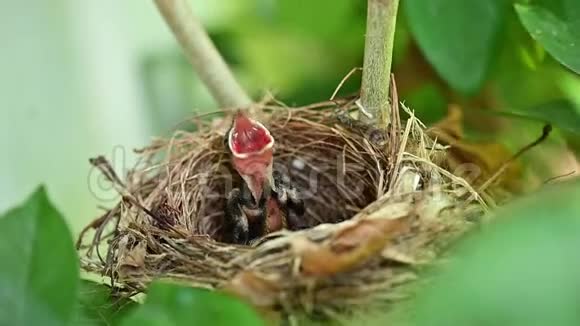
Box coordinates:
[77,97,488,321]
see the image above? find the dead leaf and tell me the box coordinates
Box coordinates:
[220,271,282,325]
[427,105,524,193]
[295,217,411,277]
[117,240,147,277]
[222,271,281,308]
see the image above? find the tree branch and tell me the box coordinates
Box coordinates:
[154,0,252,108]
[360,0,399,128]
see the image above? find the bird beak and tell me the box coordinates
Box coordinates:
[228,111,275,203]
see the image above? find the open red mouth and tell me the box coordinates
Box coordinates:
[228,111,274,158]
[228,112,275,200]
[231,150,273,176]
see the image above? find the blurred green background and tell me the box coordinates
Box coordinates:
[0,1,224,233]
[1,0,579,235]
[2,1,580,325]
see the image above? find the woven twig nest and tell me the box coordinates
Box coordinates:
[78,97,487,321]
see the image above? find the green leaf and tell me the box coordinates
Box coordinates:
[404,0,507,93]
[72,280,137,326]
[510,100,580,134]
[488,100,580,134]
[396,179,580,326]
[516,2,580,74]
[0,186,79,326]
[121,282,266,326]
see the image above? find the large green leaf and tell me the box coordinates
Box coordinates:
[404,0,508,93]
[120,282,265,326]
[0,186,79,326]
[516,1,580,74]
[475,99,580,135]
[394,179,580,325]
[72,280,137,326]
[503,100,580,134]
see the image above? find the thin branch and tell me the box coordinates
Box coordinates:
[360,0,399,128]
[479,124,552,192]
[544,171,577,184]
[330,67,362,101]
[154,0,252,108]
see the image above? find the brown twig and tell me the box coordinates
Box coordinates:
[154,0,252,108]
[544,171,577,184]
[479,124,552,192]
[330,67,363,101]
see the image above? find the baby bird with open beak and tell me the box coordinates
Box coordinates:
[224,111,305,244]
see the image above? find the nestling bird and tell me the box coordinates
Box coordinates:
[224,111,306,245]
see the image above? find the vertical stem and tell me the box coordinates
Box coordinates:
[154,0,252,108]
[360,0,399,128]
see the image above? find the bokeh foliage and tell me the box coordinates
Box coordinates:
[393,179,580,326]
[150,1,580,113]
[3,177,580,325]
[1,0,580,325]
[0,187,264,326]
[144,0,580,171]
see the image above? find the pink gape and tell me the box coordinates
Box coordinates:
[230,112,273,154]
[228,111,275,203]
